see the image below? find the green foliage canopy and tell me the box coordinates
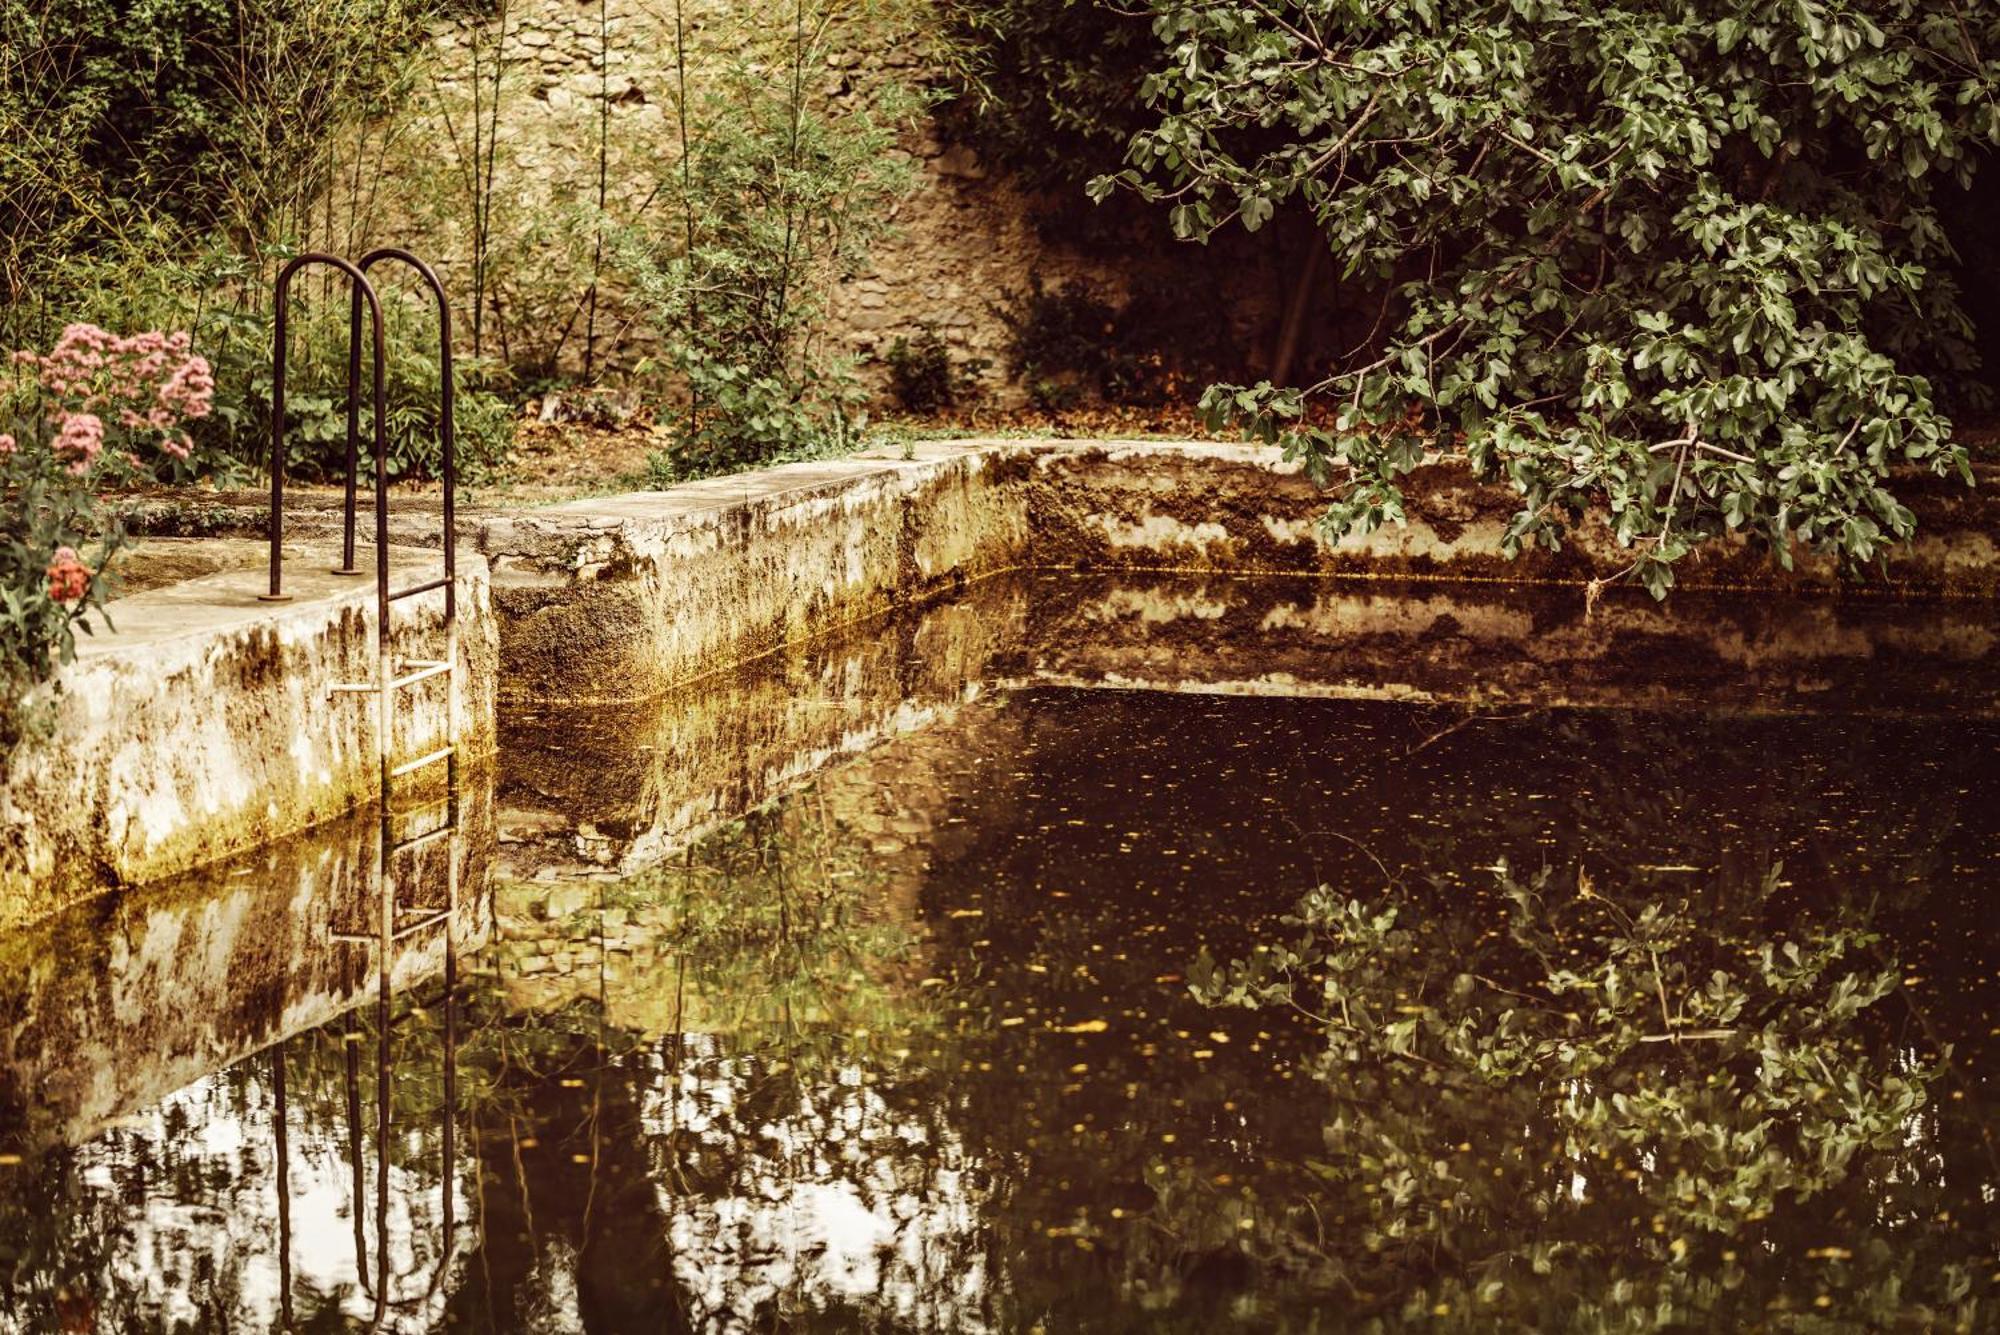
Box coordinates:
[1097,1,2000,595]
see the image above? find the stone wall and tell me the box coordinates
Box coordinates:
[0,543,498,927]
[11,440,1997,931]
[343,0,1277,402]
[476,441,2000,706]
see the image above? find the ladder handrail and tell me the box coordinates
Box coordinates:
[265,254,387,603]
[339,247,458,634]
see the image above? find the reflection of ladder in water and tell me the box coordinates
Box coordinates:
[263,247,465,1328]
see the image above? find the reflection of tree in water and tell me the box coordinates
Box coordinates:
[1177,852,1996,1330]
[1278,704,1987,920]
[3,695,1995,1331]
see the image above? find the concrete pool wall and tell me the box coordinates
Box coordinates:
[478,441,2000,702]
[3,439,1996,929]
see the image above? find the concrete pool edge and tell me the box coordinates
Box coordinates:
[3,438,1996,927]
[0,547,498,927]
[476,439,2000,703]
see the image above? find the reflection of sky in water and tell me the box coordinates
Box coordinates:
[2,1060,470,1335]
[640,1039,991,1332]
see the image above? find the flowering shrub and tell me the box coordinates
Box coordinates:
[1,324,212,748]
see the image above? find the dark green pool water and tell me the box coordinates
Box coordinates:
[1,676,1995,1330]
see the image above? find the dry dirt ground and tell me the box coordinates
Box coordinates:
[505,400,1231,492]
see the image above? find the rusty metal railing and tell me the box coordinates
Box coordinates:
[266,245,466,1326]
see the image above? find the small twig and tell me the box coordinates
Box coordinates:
[1646,438,1754,464]
[1406,708,1540,758]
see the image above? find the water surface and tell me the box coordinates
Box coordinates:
[1,577,1995,1331]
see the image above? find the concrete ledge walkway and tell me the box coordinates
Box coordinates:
[3,438,1995,927]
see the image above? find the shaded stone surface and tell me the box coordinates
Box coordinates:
[496,569,2000,882]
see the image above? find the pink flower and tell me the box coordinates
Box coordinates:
[0,433,14,456]
[45,547,89,604]
[158,354,214,419]
[54,412,104,475]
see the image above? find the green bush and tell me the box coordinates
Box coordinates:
[240,297,516,487]
[30,243,513,486]
[938,0,1165,248]
[0,1,499,488]
[0,0,437,310]
[622,0,920,481]
[882,325,988,415]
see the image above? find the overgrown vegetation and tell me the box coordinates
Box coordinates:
[1097,1,2000,595]
[995,271,1235,412]
[625,0,921,482]
[1,325,213,749]
[882,325,987,415]
[939,0,1157,201]
[0,0,506,485]
[0,0,432,308]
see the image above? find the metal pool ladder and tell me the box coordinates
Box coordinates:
[263,248,464,944]
[262,248,466,1323]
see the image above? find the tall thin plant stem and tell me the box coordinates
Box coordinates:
[770,0,810,360]
[672,0,700,437]
[583,0,611,380]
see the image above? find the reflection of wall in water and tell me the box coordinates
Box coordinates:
[0,778,495,1155]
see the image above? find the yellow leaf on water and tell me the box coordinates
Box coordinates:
[1059,1019,1110,1034]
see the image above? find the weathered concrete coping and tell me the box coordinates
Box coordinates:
[4,438,1995,928]
[1,540,497,928]
[479,439,2000,704]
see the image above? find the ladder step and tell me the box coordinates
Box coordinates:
[390,822,457,856]
[390,655,454,687]
[391,909,452,939]
[328,659,451,696]
[328,908,452,944]
[389,793,455,826]
[390,575,451,602]
[390,745,455,778]
[391,659,451,689]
